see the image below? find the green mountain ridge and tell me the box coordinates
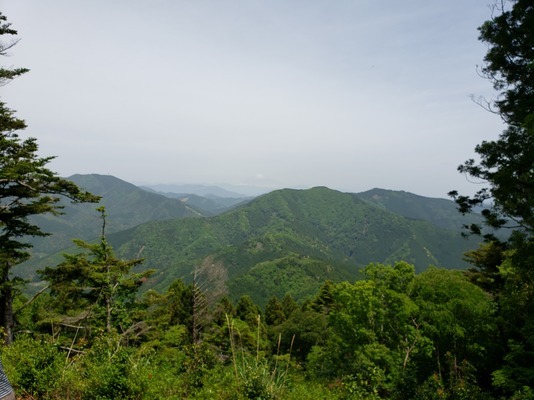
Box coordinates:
[107,186,478,304]
[22,174,203,276]
[20,175,480,306]
[354,187,484,232]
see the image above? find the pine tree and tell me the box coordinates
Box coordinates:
[450,0,534,235]
[0,12,98,344]
[450,1,534,395]
[39,207,153,342]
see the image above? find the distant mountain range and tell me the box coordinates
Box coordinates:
[24,174,202,274]
[139,182,272,198]
[20,174,481,306]
[141,187,251,216]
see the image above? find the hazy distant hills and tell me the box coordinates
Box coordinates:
[25,174,202,265]
[140,183,267,198]
[140,184,247,198]
[21,174,481,305]
[141,188,251,216]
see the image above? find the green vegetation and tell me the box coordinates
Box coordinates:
[1,1,533,398]
[447,0,534,397]
[102,186,477,296]
[0,13,99,345]
[0,263,522,399]
[27,174,202,262]
[355,188,486,232]
[23,181,479,301]
[228,255,350,308]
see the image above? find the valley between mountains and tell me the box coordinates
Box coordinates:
[22,174,480,306]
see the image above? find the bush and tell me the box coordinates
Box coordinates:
[80,333,146,400]
[1,335,83,399]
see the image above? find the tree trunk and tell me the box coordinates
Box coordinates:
[106,295,112,334]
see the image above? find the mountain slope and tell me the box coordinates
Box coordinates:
[354,188,483,231]
[142,190,251,216]
[107,187,478,299]
[26,174,203,262]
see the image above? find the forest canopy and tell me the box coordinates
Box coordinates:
[1,1,534,398]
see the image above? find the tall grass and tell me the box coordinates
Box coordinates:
[225,314,294,399]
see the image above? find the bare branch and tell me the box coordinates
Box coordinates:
[13,284,51,316]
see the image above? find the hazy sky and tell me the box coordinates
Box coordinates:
[3,1,505,197]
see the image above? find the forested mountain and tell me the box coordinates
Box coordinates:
[105,186,478,304]
[355,187,485,231]
[25,174,203,265]
[2,2,532,397]
[20,175,479,306]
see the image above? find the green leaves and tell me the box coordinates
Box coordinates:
[39,208,152,343]
[0,12,99,345]
[478,0,534,125]
[450,5,534,394]
[305,264,498,397]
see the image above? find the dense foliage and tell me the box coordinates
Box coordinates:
[22,180,479,301]
[98,186,477,297]
[0,262,521,399]
[1,1,533,398]
[450,0,534,235]
[448,0,534,398]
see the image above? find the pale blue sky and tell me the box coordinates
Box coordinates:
[3,1,504,197]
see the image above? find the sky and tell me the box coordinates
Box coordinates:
[2,1,506,198]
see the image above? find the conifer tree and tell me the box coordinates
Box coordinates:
[450,0,534,236]
[0,12,98,344]
[39,207,153,339]
[450,1,534,395]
